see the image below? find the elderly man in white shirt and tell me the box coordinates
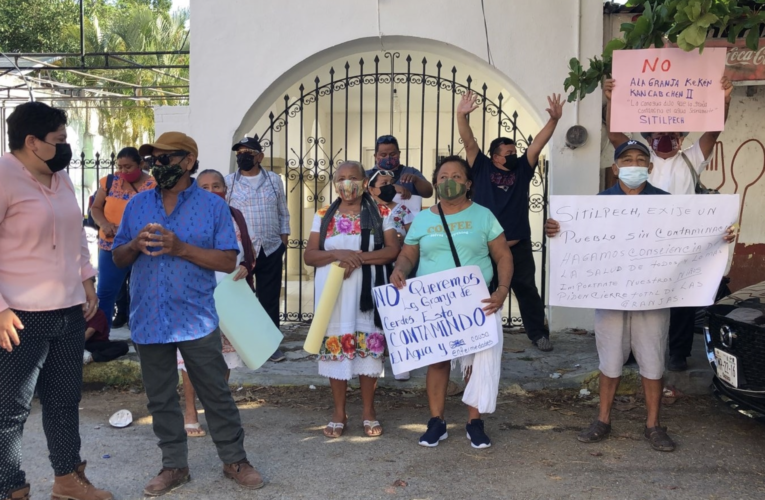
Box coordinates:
[604,76,734,372]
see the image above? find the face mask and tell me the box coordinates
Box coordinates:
[237,153,256,172]
[618,166,649,189]
[503,154,518,170]
[151,163,186,190]
[35,141,72,173]
[651,135,678,154]
[377,184,397,203]
[213,191,226,200]
[378,156,400,171]
[119,168,142,183]
[335,179,365,200]
[437,179,467,200]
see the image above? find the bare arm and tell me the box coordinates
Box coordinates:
[526,94,565,167]
[390,243,420,289]
[90,187,109,228]
[699,76,734,159]
[481,234,514,314]
[604,79,630,148]
[304,232,363,268]
[456,91,481,166]
[412,176,434,198]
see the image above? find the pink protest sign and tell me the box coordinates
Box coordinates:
[611,48,726,133]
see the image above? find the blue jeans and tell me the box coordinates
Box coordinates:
[97,248,131,328]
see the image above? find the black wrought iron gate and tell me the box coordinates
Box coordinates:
[252,51,549,328]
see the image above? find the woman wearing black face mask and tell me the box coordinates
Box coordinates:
[0,102,113,499]
[368,170,414,244]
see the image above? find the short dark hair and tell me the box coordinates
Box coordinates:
[433,155,474,200]
[375,134,399,153]
[197,168,226,186]
[488,137,516,158]
[117,147,141,165]
[7,102,68,151]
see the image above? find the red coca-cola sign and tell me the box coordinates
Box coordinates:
[706,39,765,82]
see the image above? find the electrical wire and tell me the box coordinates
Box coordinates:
[480,0,494,66]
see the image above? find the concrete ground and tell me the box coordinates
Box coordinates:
[20,386,765,500]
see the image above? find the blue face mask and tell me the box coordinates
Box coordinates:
[618,166,649,189]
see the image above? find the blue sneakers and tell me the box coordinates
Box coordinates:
[418,417,448,447]
[466,419,491,449]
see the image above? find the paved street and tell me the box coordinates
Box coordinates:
[21,386,765,500]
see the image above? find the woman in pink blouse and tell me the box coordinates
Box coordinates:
[0,103,113,500]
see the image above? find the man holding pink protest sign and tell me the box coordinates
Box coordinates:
[605,48,734,372]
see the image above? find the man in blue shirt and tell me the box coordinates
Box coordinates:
[366,135,433,201]
[546,140,675,452]
[457,92,564,352]
[113,132,265,496]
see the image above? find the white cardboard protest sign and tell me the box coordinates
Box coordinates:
[549,194,739,310]
[373,266,499,375]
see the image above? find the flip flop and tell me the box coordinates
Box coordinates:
[363,420,383,437]
[185,422,207,438]
[323,421,346,438]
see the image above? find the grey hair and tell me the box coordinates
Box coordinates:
[335,160,365,178]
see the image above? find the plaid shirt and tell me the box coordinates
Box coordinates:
[225,170,290,256]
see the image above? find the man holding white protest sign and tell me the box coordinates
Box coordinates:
[546,140,736,452]
[605,47,734,372]
[389,156,513,450]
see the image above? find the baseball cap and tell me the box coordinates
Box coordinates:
[139,132,198,158]
[232,136,262,152]
[614,140,651,161]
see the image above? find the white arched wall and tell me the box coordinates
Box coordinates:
[188,0,604,330]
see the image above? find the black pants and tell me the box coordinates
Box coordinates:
[255,244,285,328]
[0,307,85,496]
[85,340,129,363]
[135,330,246,469]
[492,239,549,342]
[669,306,697,359]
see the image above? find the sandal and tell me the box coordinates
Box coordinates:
[323,420,346,438]
[577,420,611,443]
[644,425,676,452]
[185,422,207,438]
[363,420,383,437]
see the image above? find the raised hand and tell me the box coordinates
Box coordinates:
[457,91,480,116]
[721,76,733,103]
[603,79,615,101]
[546,93,565,121]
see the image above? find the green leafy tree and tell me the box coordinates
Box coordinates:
[564,0,765,102]
[0,0,79,52]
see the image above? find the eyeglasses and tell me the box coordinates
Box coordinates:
[145,151,188,166]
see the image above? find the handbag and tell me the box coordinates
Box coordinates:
[84,174,115,228]
[437,203,461,267]
[681,153,719,194]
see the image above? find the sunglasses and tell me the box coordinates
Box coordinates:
[145,151,188,166]
[369,169,395,184]
[376,135,396,143]
[235,148,261,156]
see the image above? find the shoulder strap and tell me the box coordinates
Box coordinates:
[106,174,115,193]
[437,203,461,267]
[680,152,701,186]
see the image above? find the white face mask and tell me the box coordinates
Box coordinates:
[618,166,649,188]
